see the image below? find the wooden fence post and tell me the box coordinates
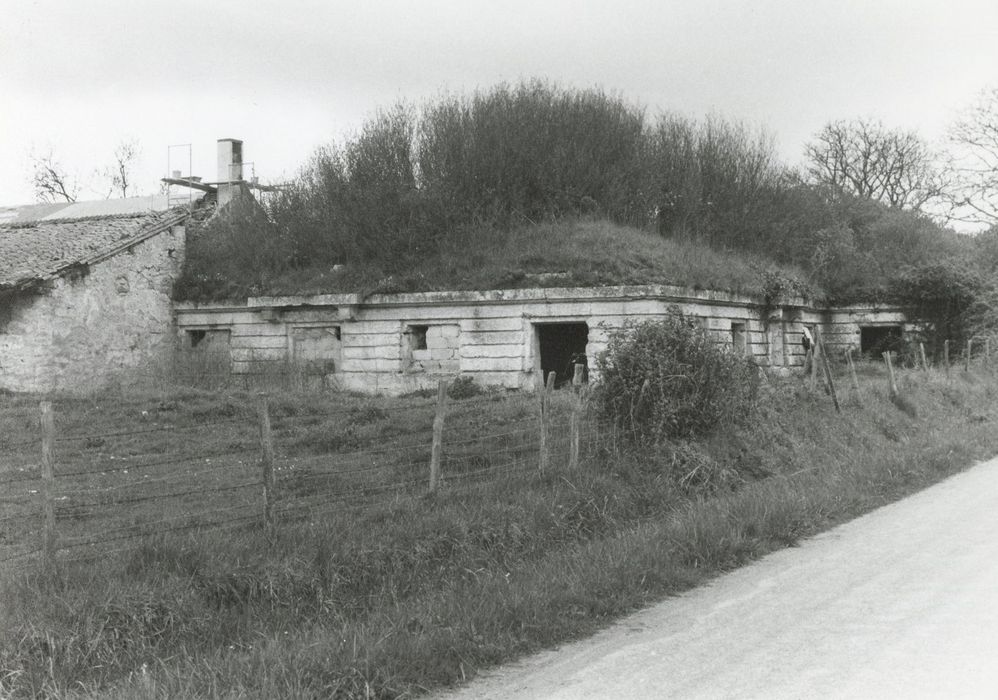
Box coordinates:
[816,332,840,413]
[965,338,973,372]
[429,379,449,493]
[40,401,57,572]
[944,340,951,378]
[538,372,556,472]
[569,364,584,471]
[919,343,929,372]
[846,347,860,395]
[883,352,899,399]
[808,348,817,390]
[258,395,275,533]
[536,371,546,472]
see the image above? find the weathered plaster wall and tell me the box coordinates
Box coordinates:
[173,286,913,396]
[0,225,185,393]
[175,287,815,395]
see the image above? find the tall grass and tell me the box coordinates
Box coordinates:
[180,217,817,301]
[3,364,998,698]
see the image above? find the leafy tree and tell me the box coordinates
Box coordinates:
[417,81,649,226]
[647,114,783,247]
[888,262,981,359]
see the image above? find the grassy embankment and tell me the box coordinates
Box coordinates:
[2,362,997,698]
[176,218,820,302]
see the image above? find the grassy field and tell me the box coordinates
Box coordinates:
[2,361,998,698]
[0,385,575,567]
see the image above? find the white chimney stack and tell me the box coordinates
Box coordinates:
[217,138,243,207]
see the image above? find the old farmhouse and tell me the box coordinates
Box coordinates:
[0,199,189,393]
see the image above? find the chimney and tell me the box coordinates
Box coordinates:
[217,138,243,207]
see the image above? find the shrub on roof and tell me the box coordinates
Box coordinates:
[174,80,970,304]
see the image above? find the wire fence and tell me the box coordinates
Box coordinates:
[5,343,990,572]
[0,371,594,571]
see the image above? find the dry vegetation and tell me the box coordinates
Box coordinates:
[3,359,998,698]
[187,218,817,302]
[176,81,974,311]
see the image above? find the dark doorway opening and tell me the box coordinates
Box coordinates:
[536,322,589,387]
[860,326,903,357]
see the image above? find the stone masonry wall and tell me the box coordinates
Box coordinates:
[0,225,185,393]
[173,287,913,396]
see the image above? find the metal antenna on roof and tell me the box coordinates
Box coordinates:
[166,143,193,209]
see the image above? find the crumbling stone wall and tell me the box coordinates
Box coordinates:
[0,226,185,393]
[174,286,913,396]
[405,323,460,374]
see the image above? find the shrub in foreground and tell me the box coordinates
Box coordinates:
[592,312,759,443]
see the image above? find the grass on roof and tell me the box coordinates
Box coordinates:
[177,219,819,302]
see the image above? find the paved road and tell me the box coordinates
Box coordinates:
[438,457,998,699]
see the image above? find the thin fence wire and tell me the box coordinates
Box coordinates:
[55,480,260,514]
[60,502,263,550]
[0,472,42,486]
[61,467,252,497]
[1,388,596,569]
[61,514,264,565]
[52,446,258,479]
[54,416,254,444]
[1,436,42,450]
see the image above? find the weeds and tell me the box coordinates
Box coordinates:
[592,312,759,442]
[2,366,998,698]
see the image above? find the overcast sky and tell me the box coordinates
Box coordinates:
[2,0,997,206]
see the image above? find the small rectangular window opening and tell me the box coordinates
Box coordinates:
[188,329,207,348]
[409,325,428,351]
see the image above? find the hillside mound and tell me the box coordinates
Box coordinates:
[174,217,817,303]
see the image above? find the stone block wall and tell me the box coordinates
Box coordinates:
[0,225,185,393]
[406,323,461,373]
[173,286,913,396]
[175,286,853,395]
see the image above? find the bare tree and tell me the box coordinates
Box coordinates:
[30,149,79,203]
[804,119,944,211]
[98,139,141,198]
[945,87,998,227]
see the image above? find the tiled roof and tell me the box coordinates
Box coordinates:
[0,208,185,290]
[0,193,204,226]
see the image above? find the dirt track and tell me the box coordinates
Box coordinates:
[438,456,998,699]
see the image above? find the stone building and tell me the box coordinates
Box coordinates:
[0,134,915,396]
[174,285,913,395]
[0,201,188,392]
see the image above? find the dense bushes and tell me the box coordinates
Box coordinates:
[175,80,975,307]
[175,82,804,299]
[888,261,983,360]
[592,312,759,443]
